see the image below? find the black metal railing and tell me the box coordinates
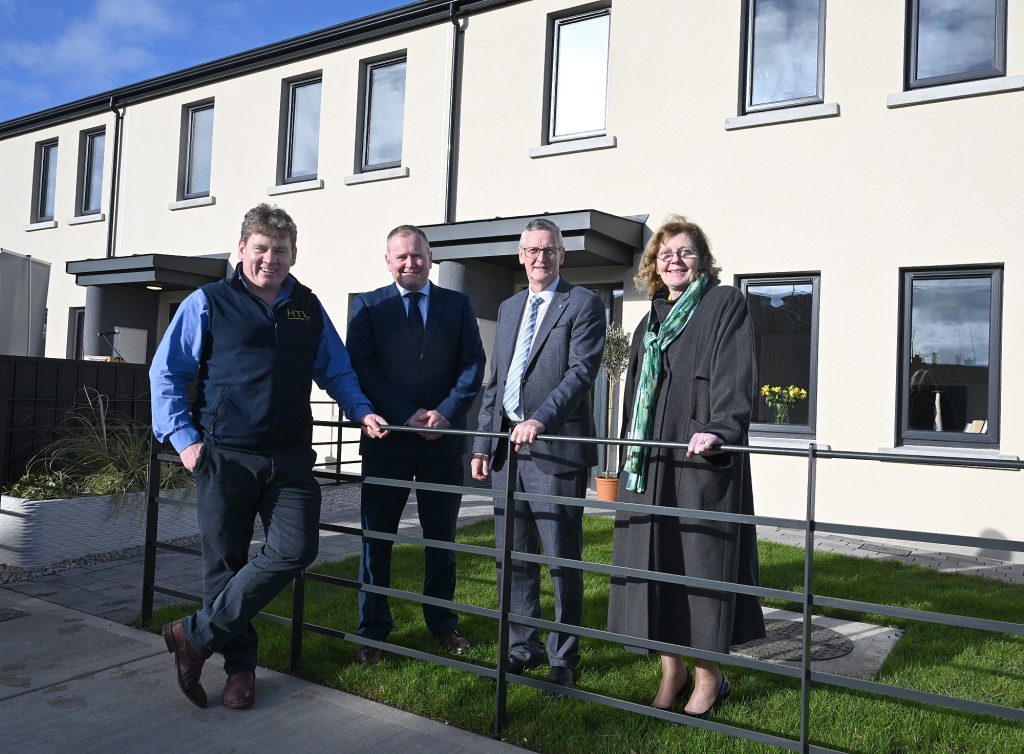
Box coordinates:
[141,422,1024,753]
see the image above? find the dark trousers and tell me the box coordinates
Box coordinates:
[184,444,320,674]
[492,447,586,669]
[357,454,463,640]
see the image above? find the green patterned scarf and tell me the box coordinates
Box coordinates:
[623,275,709,493]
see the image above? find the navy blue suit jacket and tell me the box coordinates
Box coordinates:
[347,283,486,459]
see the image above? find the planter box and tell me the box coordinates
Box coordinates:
[0,489,197,568]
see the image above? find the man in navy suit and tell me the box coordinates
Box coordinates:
[347,224,486,665]
[471,218,606,691]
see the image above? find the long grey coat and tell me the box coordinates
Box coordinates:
[607,283,765,653]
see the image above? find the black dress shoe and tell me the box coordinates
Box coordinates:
[685,675,731,719]
[162,620,207,708]
[505,655,541,675]
[437,630,471,655]
[544,666,575,698]
[356,646,381,666]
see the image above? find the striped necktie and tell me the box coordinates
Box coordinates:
[502,295,542,418]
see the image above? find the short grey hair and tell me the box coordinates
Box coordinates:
[519,218,564,249]
[386,224,431,252]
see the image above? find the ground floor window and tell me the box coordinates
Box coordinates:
[899,267,1001,447]
[740,274,819,433]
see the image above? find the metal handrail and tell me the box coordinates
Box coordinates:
[142,420,1024,753]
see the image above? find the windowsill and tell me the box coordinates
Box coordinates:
[749,435,826,451]
[879,445,1017,461]
[169,196,216,211]
[24,220,57,232]
[887,75,1024,108]
[267,179,324,196]
[343,166,410,186]
[529,134,617,159]
[67,213,106,225]
[725,102,840,131]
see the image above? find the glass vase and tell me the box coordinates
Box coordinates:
[772,403,790,425]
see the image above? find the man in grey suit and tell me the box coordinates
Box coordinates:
[471,218,606,691]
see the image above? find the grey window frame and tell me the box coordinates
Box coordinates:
[278,74,323,184]
[739,272,821,436]
[356,55,407,173]
[905,0,1007,89]
[897,266,1002,448]
[31,139,59,223]
[66,306,85,360]
[177,100,215,200]
[76,128,105,216]
[741,0,826,114]
[544,5,611,144]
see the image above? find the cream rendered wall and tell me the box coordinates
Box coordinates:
[0,114,114,358]
[453,0,1024,558]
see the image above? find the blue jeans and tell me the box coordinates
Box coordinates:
[184,443,320,674]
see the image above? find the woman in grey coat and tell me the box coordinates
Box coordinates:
[607,216,764,717]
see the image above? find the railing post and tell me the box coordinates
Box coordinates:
[140,435,161,626]
[335,421,342,482]
[799,442,819,753]
[290,570,306,673]
[493,435,517,736]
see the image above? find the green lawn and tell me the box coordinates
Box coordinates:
[150,517,1024,753]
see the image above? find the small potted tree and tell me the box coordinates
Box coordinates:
[596,323,631,501]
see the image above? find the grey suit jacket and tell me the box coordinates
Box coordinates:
[474,276,606,475]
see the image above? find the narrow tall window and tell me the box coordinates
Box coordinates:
[908,0,1006,88]
[899,268,1001,446]
[33,140,59,222]
[77,129,105,215]
[741,275,820,431]
[360,58,407,171]
[549,9,611,142]
[284,78,322,182]
[744,0,825,112]
[183,103,214,198]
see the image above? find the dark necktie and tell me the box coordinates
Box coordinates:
[406,290,424,354]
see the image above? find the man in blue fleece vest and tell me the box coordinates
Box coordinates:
[150,203,387,710]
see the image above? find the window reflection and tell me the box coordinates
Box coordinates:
[84,131,105,214]
[746,281,815,425]
[364,59,406,170]
[186,106,213,197]
[915,0,1000,81]
[288,80,321,181]
[907,276,991,433]
[38,142,58,221]
[551,11,610,140]
[749,0,822,108]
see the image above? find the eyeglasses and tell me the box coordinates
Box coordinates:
[520,246,562,259]
[657,249,698,262]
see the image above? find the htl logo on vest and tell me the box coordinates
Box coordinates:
[287,308,311,321]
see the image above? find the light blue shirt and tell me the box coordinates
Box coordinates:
[395,280,431,321]
[149,275,373,453]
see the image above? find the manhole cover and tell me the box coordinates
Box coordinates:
[733,619,854,661]
[0,608,28,623]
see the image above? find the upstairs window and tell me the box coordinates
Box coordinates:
[77,128,105,215]
[741,274,820,433]
[180,102,214,199]
[360,57,407,171]
[282,77,322,183]
[898,267,1002,447]
[33,139,59,223]
[743,0,825,112]
[907,0,1006,88]
[548,8,611,142]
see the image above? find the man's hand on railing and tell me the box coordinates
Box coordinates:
[471,453,490,481]
[361,413,389,439]
[510,419,545,452]
[407,408,450,441]
[179,442,204,472]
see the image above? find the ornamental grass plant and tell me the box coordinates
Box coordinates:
[149,516,1024,753]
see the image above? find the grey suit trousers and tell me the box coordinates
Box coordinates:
[492,444,586,669]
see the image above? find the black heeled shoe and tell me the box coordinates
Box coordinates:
[651,671,694,711]
[684,675,730,719]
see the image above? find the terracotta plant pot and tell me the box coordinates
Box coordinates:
[595,474,620,502]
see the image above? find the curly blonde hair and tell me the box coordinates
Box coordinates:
[634,215,720,299]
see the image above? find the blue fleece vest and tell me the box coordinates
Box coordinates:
[192,266,324,450]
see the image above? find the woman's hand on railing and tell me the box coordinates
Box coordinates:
[686,432,722,458]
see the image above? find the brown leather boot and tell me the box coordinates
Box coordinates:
[221,671,256,710]
[162,620,207,708]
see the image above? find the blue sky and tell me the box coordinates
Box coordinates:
[0,0,408,124]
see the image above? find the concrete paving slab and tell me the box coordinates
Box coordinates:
[0,588,526,754]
